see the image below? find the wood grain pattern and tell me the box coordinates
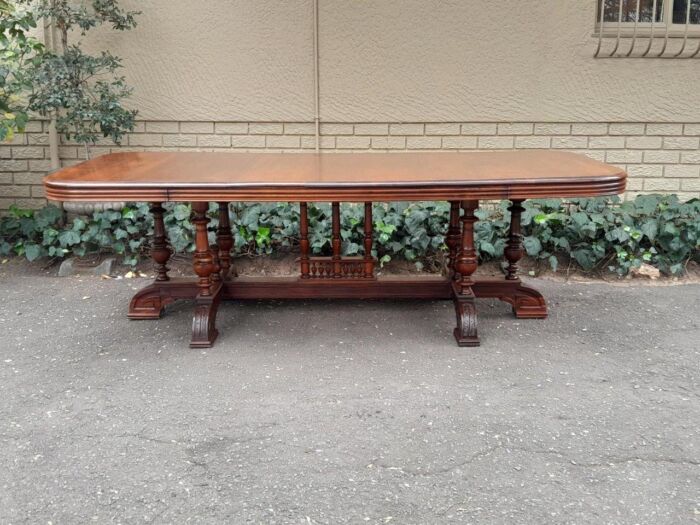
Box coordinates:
[44,151,626,202]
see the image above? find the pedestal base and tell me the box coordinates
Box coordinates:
[128,276,547,348]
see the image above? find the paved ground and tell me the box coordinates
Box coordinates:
[0,270,698,524]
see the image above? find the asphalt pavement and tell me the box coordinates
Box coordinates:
[0,271,698,524]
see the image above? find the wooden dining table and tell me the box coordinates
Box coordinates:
[44,150,626,348]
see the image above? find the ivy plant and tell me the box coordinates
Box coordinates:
[1,196,698,277]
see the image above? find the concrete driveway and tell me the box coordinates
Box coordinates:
[0,270,698,524]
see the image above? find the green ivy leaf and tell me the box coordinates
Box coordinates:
[24,243,41,261]
[571,211,589,226]
[523,236,542,256]
[573,249,596,270]
[480,241,496,257]
[345,242,360,255]
[58,230,81,247]
[669,263,683,275]
[533,213,548,225]
[255,226,271,247]
[173,204,190,221]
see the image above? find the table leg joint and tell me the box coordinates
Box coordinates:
[452,281,479,347]
[190,281,222,348]
[128,284,172,319]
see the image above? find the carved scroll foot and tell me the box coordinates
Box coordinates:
[190,282,222,348]
[451,282,480,347]
[509,283,548,319]
[128,284,173,319]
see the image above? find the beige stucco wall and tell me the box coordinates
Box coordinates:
[88,0,700,123]
[3,0,700,209]
[88,0,315,121]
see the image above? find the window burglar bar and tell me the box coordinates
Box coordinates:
[594,0,700,58]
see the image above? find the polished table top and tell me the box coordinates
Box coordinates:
[44,151,627,202]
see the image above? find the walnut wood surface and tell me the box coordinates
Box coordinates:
[44,151,626,202]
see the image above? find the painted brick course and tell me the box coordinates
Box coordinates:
[1,120,699,210]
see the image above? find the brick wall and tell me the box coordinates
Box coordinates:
[2,120,699,210]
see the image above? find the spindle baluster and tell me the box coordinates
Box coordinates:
[150,202,171,282]
[364,202,375,278]
[446,201,461,279]
[216,202,234,279]
[331,202,341,278]
[299,202,310,279]
[504,200,525,280]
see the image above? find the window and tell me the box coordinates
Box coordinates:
[596,0,700,34]
[599,0,664,22]
[673,0,700,23]
[594,0,700,57]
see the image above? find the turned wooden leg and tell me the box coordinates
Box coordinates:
[504,200,524,280]
[363,202,375,278]
[299,202,311,279]
[331,202,341,278]
[445,201,461,279]
[217,202,234,279]
[191,202,222,348]
[128,202,173,319]
[500,199,547,318]
[452,199,480,347]
[209,243,222,284]
[151,202,172,282]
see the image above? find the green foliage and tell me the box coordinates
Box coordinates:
[29,0,139,33]
[520,195,700,275]
[0,1,44,141]
[7,0,139,148]
[30,47,136,145]
[1,195,698,277]
[0,203,157,263]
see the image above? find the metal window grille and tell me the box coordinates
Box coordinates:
[594,0,700,58]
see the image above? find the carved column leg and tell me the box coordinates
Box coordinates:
[216,202,234,280]
[331,202,341,278]
[151,202,172,282]
[191,202,222,348]
[209,243,222,285]
[299,202,310,279]
[445,201,461,279]
[452,200,480,347]
[504,200,524,280]
[501,199,547,319]
[128,202,174,319]
[363,202,375,278]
